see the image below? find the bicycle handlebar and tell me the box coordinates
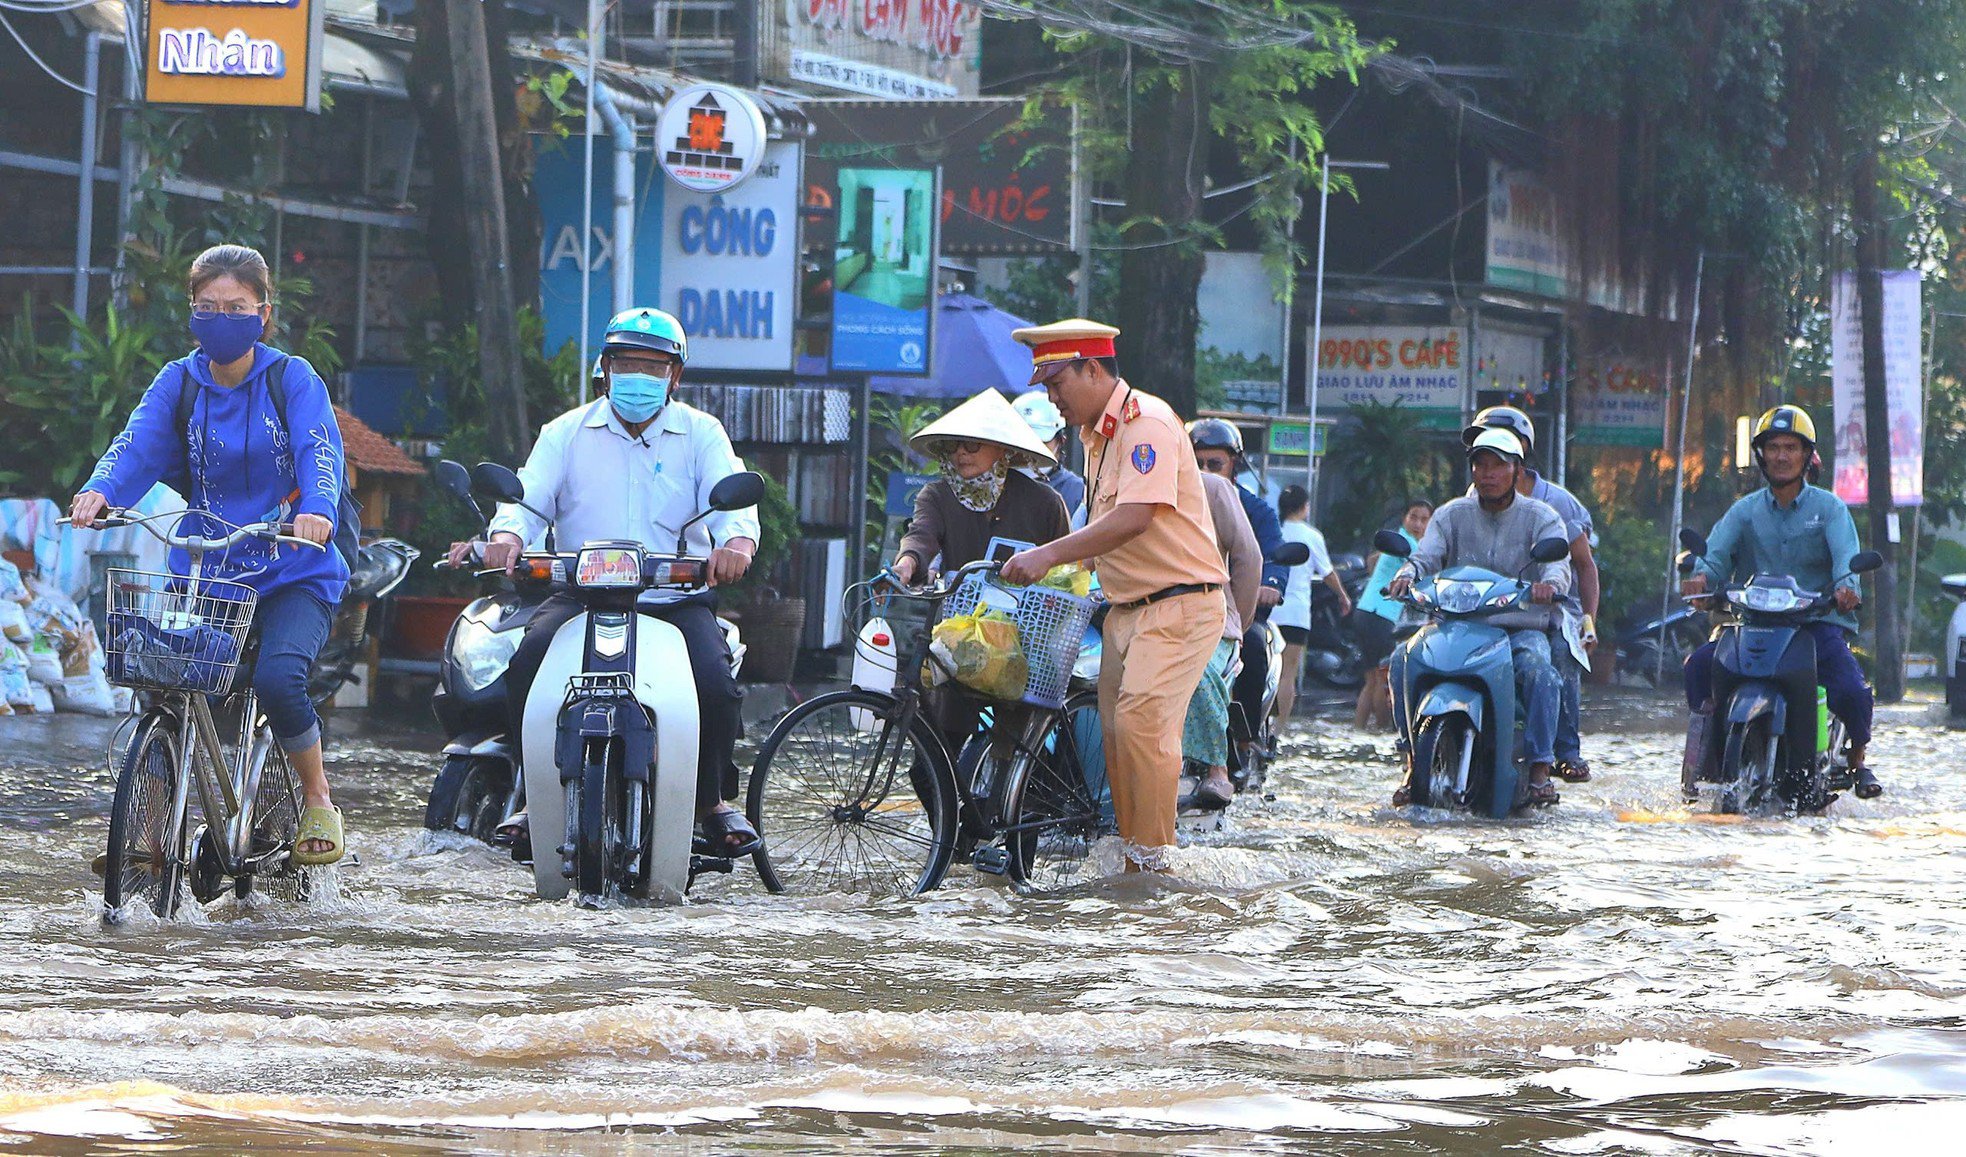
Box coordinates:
[61,508,323,552]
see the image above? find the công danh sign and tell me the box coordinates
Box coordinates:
[145,0,325,111]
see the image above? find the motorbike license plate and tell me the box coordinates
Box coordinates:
[575,547,643,588]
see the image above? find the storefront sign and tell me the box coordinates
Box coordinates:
[830,166,939,373]
[658,142,800,371]
[1572,357,1667,447]
[1485,164,1572,299]
[1200,252,1286,412]
[802,99,1074,255]
[1314,325,1466,416]
[1832,270,1924,506]
[774,0,981,100]
[655,84,769,194]
[144,0,325,110]
[1267,420,1329,458]
[535,141,667,361]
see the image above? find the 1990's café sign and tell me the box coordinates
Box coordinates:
[144,0,326,111]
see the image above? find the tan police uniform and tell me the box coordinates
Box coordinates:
[1081,379,1229,861]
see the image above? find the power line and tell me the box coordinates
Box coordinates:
[0,11,93,95]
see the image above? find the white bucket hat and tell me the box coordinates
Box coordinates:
[909,389,1059,468]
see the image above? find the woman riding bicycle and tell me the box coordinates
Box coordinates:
[69,243,351,866]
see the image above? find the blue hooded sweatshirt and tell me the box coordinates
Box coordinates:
[84,344,349,605]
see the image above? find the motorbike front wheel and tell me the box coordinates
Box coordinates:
[1719,717,1779,816]
[574,741,624,904]
[1410,714,1474,809]
[424,755,512,843]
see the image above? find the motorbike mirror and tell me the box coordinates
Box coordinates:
[1373,529,1412,558]
[708,470,766,512]
[1530,536,1571,564]
[1849,550,1884,575]
[1675,550,1698,576]
[1943,573,1966,598]
[435,459,474,503]
[1270,541,1312,567]
[1679,527,1708,555]
[471,462,526,503]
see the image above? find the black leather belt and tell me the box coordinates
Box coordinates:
[1117,582,1220,609]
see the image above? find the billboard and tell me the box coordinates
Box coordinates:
[1831,270,1924,506]
[1314,325,1466,424]
[1198,252,1286,412]
[144,0,326,110]
[768,0,982,100]
[830,167,938,373]
[1572,357,1667,447]
[802,99,1075,255]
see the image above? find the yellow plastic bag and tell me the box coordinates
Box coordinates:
[925,608,1029,700]
[1037,563,1093,598]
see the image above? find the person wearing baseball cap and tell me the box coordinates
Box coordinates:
[999,319,1227,871]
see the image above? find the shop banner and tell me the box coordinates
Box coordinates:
[1314,325,1465,421]
[1832,270,1924,507]
[1485,163,1571,298]
[657,142,800,371]
[771,0,981,100]
[1571,357,1667,447]
[830,166,939,374]
[144,0,325,110]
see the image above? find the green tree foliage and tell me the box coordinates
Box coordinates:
[1320,401,1458,550]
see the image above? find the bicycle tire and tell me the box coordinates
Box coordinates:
[236,740,306,900]
[575,740,617,903]
[745,689,958,897]
[103,712,188,922]
[1002,690,1111,891]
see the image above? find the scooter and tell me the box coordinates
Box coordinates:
[1615,603,1709,688]
[422,460,551,844]
[1943,573,1966,722]
[1676,529,1882,815]
[1298,552,1369,689]
[1378,529,1573,817]
[307,537,419,710]
[468,462,766,906]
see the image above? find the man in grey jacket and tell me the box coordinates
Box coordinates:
[1387,428,1572,805]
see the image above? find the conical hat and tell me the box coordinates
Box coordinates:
[909,389,1058,467]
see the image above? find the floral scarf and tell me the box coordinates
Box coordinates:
[941,457,1010,513]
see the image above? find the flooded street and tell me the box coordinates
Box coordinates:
[2,693,1964,1153]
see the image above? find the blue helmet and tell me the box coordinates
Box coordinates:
[603,307,687,364]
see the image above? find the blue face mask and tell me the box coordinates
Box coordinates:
[189,312,264,365]
[608,371,670,424]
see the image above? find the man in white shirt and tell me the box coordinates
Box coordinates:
[451,307,763,854]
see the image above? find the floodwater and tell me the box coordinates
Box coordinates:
[2,694,1964,1154]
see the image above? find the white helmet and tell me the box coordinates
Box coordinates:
[1466,427,1526,463]
[1013,390,1067,442]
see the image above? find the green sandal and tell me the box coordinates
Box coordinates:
[292,805,346,866]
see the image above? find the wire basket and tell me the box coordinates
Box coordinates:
[103,570,258,696]
[939,572,1098,710]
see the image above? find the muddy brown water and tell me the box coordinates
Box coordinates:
[1,694,1962,1154]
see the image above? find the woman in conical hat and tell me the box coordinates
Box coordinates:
[890,389,1070,586]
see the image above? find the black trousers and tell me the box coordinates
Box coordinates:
[1232,622,1269,742]
[505,592,744,807]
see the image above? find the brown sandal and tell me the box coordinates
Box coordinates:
[1526,779,1561,807]
[1554,760,1592,783]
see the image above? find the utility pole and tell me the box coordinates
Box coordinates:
[445,0,529,463]
[1854,149,1904,703]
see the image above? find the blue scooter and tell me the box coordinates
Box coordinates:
[1377,530,1572,817]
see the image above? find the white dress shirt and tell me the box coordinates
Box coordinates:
[1273,520,1332,632]
[488,398,763,604]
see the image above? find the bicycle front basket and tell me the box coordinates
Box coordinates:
[103,570,257,695]
[940,572,1098,710]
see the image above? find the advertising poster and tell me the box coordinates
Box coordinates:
[830,166,938,374]
[1831,270,1923,507]
[1572,357,1668,447]
[1199,252,1286,412]
[1314,325,1466,427]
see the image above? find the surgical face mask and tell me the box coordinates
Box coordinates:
[608,371,670,424]
[189,311,264,365]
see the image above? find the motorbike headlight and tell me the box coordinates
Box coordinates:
[1740,586,1800,613]
[1434,579,1486,614]
[453,615,521,692]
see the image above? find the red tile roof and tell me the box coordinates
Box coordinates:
[334,406,425,476]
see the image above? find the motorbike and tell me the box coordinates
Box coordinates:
[307,537,419,710]
[1943,573,1966,722]
[1298,552,1369,689]
[1615,604,1709,689]
[422,460,551,844]
[1378,529,1574,817]
[462,462,766,906]
[1676,529,1882,815]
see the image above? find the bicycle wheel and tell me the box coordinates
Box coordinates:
[103,713,188,922]
[746,689,958,896]
[1003,691,1112,891]
[236,740,306,900]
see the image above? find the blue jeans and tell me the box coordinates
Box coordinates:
[1510,629,1561,767]
[251,587,335,752]
[1683,621,1873,748]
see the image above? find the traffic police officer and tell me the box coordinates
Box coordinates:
[1000,319,1227,868]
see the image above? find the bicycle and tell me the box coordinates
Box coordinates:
[745,560,1111,896]
[67,508,325,923]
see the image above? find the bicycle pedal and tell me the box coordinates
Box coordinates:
[972,846,1009,876]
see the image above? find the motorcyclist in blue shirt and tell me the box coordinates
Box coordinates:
[1681,405,1881,799]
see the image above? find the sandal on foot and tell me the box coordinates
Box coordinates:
[1391,784,1413,807]
[292,805,346,866]
[1526,780,1561,807]
[700,808,762,858]
[1853,767,1884,800]
[1192,780,1236,811]
[492,811,529,847]
[1554,760,1592,783]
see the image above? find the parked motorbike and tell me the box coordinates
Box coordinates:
[461,462,766,906]
[1378,529,1573,817]
[307,537,419,709]
[1677,529,1882,815]
[1615,604,1708,689]
[1298,551,1369,689]
[422,460,550,844]
[1943,573,1966,722]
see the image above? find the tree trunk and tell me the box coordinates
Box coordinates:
[1853,148,1903,703]
[1116,64,1211,418]
[408,0,471,333]
[443,0,529,464]
[483,0,540,316]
